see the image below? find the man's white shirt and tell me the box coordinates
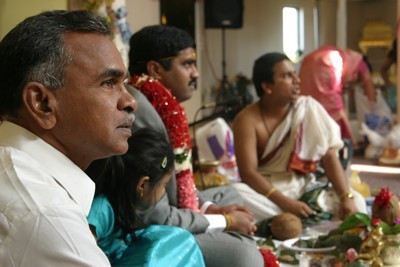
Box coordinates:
[0,121,110,267]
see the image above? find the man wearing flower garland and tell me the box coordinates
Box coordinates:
[127,25,265,267]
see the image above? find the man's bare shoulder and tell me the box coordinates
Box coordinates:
[234,102,260,126]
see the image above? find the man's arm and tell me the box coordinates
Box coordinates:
[233,108,269,192]
[321,148,358,219]
[233,106,314,218]
[137,193,210,233]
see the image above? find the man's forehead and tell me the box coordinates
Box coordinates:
[274,60,294,73]
[158,50,196,62]
[176,51,197,60]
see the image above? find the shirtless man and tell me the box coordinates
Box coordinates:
[232,52,366,223]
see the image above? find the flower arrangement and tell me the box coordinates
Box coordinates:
[333,213,400,266]
[374,188,393,209]
[372,187,400,226]
[257,188,400,266]
[322,187,400,266]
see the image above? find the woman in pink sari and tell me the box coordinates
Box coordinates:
[299,46,376,145]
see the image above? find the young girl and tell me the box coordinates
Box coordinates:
[86,129,205,267]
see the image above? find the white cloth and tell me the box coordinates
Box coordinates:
[234,177,365,222]
[0,121,110,267]
[234,97,367,222]
[258,96,343,174]
[196,118,240,182]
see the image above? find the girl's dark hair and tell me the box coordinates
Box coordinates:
[86,129,174,234]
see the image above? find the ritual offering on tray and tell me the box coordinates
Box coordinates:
[277,187,400,266]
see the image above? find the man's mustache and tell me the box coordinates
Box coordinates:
[189,80,197,89]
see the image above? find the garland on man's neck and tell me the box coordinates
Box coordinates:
[130,74,200,211]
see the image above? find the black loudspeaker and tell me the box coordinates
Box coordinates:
[204,0,243,29]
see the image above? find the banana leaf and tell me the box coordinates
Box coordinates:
[337,213,372,232]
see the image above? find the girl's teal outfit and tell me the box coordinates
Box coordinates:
[87,195,205,267]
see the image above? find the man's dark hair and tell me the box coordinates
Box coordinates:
[252,52,290,97]
[86,129,174,235]
[0,10,111,119]
[128,25,196,75]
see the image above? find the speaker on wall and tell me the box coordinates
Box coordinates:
[204,0,244,29]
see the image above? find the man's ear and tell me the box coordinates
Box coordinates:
[146,60,164,81]
[261,82,272,95]
[22,82,57,129]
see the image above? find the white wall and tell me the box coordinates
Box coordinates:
[0,0,66,39]
[126,0,160,33]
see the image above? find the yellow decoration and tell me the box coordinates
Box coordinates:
[357,226,384,267]
[358,21,394,54]
[350,171,371,197]
[194,160,231,190]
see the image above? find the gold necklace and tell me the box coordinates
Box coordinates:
[259,101,271,136]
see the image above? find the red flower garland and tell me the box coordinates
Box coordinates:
[374,187,393,210]
[130,74,199,211]
[258,249,279,267]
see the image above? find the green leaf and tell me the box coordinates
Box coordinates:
[347,262,370,267]
[256,238,276,251]
[279,249,299,264]
[379,221,392,234]
[338,213,371,232]
[380,222,400,235]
